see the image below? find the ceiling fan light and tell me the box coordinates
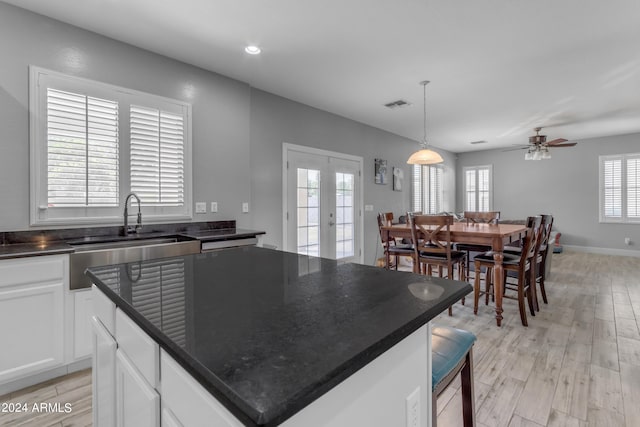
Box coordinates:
[532,150,542,160]
[542,149,551,159]
[524,151,533,160]
[407,148,444,165]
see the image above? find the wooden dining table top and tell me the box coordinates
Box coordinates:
[380,222,527,244]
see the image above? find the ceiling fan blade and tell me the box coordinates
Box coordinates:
[546,138,568,146]
[502,146,529,152]
[548,142,577,147]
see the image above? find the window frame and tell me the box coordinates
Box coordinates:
[599,153,640,224]
[29,66,193,226]
[462,165,493,212]
[411,164,444,214]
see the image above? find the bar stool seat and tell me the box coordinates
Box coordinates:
[432,325,476,427]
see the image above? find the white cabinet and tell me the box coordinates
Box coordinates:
[116,349,160,427]
[73,289,93,360]
[0,255,66,384]
[92,316,116,427]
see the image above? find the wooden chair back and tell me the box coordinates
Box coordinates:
[520,216,543,268]
[377,212,394,246]
[409,214,454,258]
[539,214,554,247]
[464,211,500,224]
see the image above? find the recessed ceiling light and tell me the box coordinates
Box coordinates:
[244,45,261,55]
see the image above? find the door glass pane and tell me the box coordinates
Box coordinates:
[335,172,354,259]
[297,168,321,256]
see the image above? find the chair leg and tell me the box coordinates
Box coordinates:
[460,349,476,427]
[539,257,549,304]
[473,263,481,315]
[517,272,528,327]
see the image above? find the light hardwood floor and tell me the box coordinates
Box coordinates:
[1,250,638,426]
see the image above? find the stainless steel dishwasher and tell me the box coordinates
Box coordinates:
[69,237,201,290]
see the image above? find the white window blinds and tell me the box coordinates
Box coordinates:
[47,88,119,207]
[600,153,640,222]
[412,164,443,214]
[130,106,185,206]
[30,67,192,226]
[463,165,492,212]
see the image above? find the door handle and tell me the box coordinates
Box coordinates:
[329,221,335,226]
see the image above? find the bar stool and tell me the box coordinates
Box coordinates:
[432,325,476,427]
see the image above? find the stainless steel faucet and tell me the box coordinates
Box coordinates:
[123,192,143,234]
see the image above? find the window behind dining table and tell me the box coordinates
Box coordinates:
[412,164,443,214]
[463,165,492,212]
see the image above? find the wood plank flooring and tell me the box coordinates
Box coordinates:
[1,250,638,426]
[435,250,640,427]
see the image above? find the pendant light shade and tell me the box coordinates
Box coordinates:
[407,81,443,165]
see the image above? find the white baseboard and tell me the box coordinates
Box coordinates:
[0,358,91,395]
[563,245,640,258]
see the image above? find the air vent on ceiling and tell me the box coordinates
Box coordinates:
[469,140,488,145]
[384,100,411,109]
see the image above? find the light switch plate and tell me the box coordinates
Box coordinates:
[195,202,206,213]
[365,204,374,211]
[211,202,218,213]
[242,202,249,213]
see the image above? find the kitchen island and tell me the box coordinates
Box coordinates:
[87,246,471,427]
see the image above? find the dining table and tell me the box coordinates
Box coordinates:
[380,221,528,326]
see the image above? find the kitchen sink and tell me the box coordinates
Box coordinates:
[69,236,201,290]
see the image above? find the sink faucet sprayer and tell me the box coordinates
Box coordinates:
[124,192,143,235]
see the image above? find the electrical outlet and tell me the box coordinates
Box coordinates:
[211,202,218,213]
[625,237,632,245]
[242,202,249,213]
[405,387,420,427]
[365,204,374,212]
[195,202,206,214]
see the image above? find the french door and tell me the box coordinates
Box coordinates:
[283,144,363,263]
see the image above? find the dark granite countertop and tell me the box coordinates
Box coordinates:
[87,246,471,426]
[0,241,75,259]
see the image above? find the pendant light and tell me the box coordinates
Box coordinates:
[407,80,444,165]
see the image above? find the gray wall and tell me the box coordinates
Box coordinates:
[0,2,251,230]
[456,132,639,254]
[250,89,456,264]
[0,3,457,265]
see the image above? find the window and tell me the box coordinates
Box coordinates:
[463,165,492,212]
[412,164,443,214]
[599,153,640,223]
[30,67,192,225]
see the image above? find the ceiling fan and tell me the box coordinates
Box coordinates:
[504,127,577,160]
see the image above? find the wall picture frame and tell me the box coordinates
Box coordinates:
[374,158,387,184]
[393,167,403,191]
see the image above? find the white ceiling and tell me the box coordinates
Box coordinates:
[6,0,640,153]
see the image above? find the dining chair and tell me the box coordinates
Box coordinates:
[473,216,542,326]
[503,214,552,310]
[432,325,476,427]
[377,212,414,270]
[456,211,500,282]
[408,214,467,315]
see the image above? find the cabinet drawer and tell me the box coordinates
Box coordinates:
[92,285,116,336]
[116,308,159,388]
[116,349,159,427]
[0,255,65,289]
[160,350,243,427]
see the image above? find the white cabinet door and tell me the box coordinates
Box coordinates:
[116,349,160,427]
[92,316,116,427]
[0,281,64,383]
[74,290,93,360]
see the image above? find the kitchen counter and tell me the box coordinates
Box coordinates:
[0,222,265,260]
[87,246,471,426]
